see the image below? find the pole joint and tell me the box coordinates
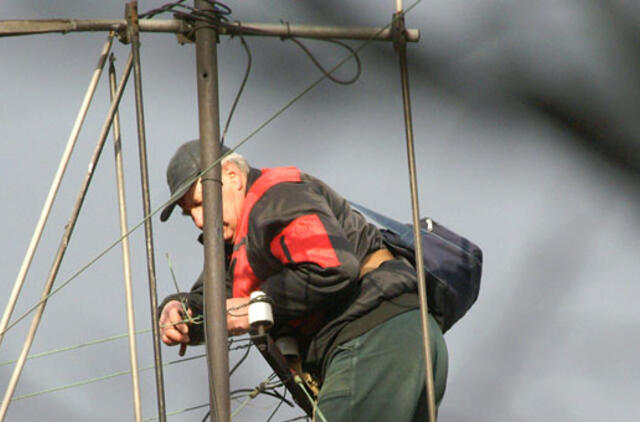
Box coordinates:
[391,11,408,53]
[121,1,140,44]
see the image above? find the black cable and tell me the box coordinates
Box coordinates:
[229,341,252,376]
[139,0,187,19]
[140,0,231,21]
[228,336,253,351]
[229,388,291,402]
[141,0,251,148]
[142,1,362,87]
[200,408,210,422]
[287,36,362,85]
[221,28,252,145]
[266,386,288,422]
[225,21,362,86]
[281,416,311,422]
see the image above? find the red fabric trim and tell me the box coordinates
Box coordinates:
[234,167,302,241]
[231,244,260,298]
[288,312,324,335]
[232,167,302,298]
[270,214,341,268]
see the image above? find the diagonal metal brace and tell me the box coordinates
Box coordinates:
[251,333,316,417]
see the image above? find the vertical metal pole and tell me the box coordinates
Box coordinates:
[125,3,167,422]
[393,11,438,421]
[0,33,114,348]
[109,53,143,422]
[194,1,230,421]
[0,53,134,422]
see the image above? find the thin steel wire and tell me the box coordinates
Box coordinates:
[142,403,210,422]
[0,319,240,370]
[294,375,327,422]
[0,328,151,368]
[12,354,207,401]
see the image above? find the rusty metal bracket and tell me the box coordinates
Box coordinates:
[391,11,408,53]
[250,332,317,417]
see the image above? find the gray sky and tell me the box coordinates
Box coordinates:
[2,1,639,421]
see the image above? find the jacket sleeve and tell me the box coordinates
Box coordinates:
[253,182,361,322]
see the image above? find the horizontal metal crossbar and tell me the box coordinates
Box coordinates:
[0,19,419,42]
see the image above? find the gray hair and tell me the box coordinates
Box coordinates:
[222,151,250,175]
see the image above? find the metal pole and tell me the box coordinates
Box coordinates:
[0,33,114,348]
[220,21,419,42]
[125,3,167,422]
[193,1,230,421]
[0,53,134,422]
[0,19,189,37]
[393,11,438,421]
[0,19,419,42]
[108,53,143,422]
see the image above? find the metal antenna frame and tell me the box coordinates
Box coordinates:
[109,37,143,422]
[125,3,168,421]
[0,3,425,421]
[0,51,135,421]
[393,3,438,419]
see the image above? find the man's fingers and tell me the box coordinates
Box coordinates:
[159,301,192,347]
[162,327,190,345]
[168,307,190,335]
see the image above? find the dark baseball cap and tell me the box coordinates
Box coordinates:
[160,140,230,222]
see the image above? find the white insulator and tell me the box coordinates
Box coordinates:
[275,336,300,360]
[248,291,273,329]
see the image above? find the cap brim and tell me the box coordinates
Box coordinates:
[160,201,178,222]
[160,179,196,222]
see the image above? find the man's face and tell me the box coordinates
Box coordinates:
[178,164,245,243]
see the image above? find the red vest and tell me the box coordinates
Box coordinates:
[231,167,302,297]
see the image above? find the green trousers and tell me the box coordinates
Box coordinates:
[317,309,448,422]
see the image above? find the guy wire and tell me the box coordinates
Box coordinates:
[0,327,151,368]
[143,403,210,422]
[229,373,284,419]
[295,375,328,422]
[12,353,207,402]
[0,315,225,369]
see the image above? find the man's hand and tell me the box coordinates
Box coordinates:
[159,300,191,355]
[226,297,251,336]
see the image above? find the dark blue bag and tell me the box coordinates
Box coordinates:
[350,202,482,332]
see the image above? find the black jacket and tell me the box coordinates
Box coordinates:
[162,167,419,376]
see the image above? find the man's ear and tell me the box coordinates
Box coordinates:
[222,162,244,191]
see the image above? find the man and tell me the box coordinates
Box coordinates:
[158,140,448,421]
